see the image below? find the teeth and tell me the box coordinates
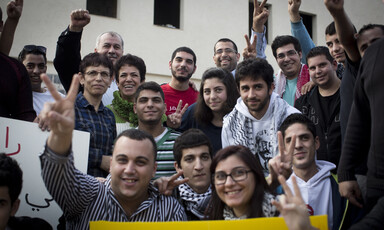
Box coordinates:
[124,85,133,89]
[227,191,239,195]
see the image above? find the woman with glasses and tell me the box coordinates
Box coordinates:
[177,67,239,154]
[206,145,277,219]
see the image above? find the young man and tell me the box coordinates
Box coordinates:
[18,45,64,115]
[0,153,52,230]
[278,113,360,230]
[54,9,123,105]
[161,46,198,116]
[294,46,341,171]
[75,53,116,177]
[173,129,213,220]
[222,58,299,176]
[39,74,186,229]
[271,35,311,106]
[134,81,180,178]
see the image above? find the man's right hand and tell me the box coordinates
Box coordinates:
[339,180,363,208]
[288,0,301,23]
[69,9,91,32]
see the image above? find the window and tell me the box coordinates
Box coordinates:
[248,1,269,43]
[300,13,314,39]
[87,0,117,18]
[154,0,180,29]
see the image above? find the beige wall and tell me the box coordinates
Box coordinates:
[1,0,383,89]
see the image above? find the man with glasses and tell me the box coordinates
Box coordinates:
[271,35,311,106]
[222,58,299,176]
[18,45,64,116]
[74,53,116,177]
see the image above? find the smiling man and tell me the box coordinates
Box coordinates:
[134,82,180,178]
[161,47,198,116]
[294,46,341,171]
[222,58,299,176]
[75,53,116,177]
[39,75,186,229]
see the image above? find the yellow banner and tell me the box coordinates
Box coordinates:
[90,215,328,230]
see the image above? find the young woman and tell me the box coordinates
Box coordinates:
[179,67,239,154]
[107,54,146,134]
[206,145,278,219]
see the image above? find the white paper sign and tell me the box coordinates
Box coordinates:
[0,117,90,228]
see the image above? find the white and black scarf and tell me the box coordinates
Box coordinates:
[178,178,211,219]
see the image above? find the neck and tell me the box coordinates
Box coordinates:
[138,122,165,137]
[83,92,102,111]
[116,190,149,217]
[121,92,134,103]
[233,204,250,218]
[293,163,318,182]
[211,111,224,127]
[32,85,44,93]
[318,74,340,97]
[249,98,270,120]
[169,78,189,91]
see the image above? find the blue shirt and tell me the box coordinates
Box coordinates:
[75,92,116,177]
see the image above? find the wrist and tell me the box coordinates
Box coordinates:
[69,25,83,32]
[253,24,264,33]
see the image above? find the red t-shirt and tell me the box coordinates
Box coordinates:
[161,84,198,116]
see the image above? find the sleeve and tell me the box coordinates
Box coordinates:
[291,18,315,65]
[15,60,36,121]
[53,27,83,93]
[40,144,101,217]
[251,26,267,59]
[168,198,187,221]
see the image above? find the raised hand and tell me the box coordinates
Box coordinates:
[243,34,257,60]
[40,74,80,154]
[6,0,23,20]
[69,9,91,32]
[153,170,189,196]
[288,0,301,23]
[166,100,188,129]
[252,0,269,33]
[324,0,344,15]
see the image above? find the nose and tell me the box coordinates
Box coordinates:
[95,73,103,81]
[295,138,303,149]
[333,43,340,52]
[224,175,236,186]
[248,88,256,98]
[33,66,41,74]
[124,161,135,174]
[194,159,203,171]
[108,46,116,54]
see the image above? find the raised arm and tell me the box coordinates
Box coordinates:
[53,9,90,92]
[0,0,23,55]
[250,0,269,59]
[288,0,315,64]
[324,0,360,62]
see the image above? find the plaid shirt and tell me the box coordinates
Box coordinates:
[75,93,116,177]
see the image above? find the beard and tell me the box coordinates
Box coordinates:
[171,68,193,83]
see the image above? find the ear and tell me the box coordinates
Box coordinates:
[298,51,303,60]
[169,61,172,70]
[192,65,197,74]
[94,48,98,53]
[10,199,20,216]
[133,103,137,114]
[163,103,167,114]
[315,136,320,151]
[109,155,113,173]
[79,72,85,86]
[236,52,240,62]
[174,161,182,171]
[152,162,158,178]
[332,60,338,71]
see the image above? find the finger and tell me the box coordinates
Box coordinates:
[180,103,188,116]
[173,177,189,186]
[291,176,304,202]
[278,175,293,198]
[16,0,23,7]
[259,0,268,9]
[41,74,62,101]
[277,131,286,157]
[175,100,183,113]
[285,134,296,160]
[348,196,363,208]
[251,34,257,49]
[254,0,258,12]
[168,170,184,182]
[244,34,251,49]
[66,74,81,102]
[271,199,283,212]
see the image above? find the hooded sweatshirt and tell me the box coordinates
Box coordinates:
[287,160,336,230]
[222,92,299,175]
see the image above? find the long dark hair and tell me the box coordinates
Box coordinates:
[205,145,271,220]
[194,67,239,125]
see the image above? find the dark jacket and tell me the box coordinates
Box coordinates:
[295,86,341,171]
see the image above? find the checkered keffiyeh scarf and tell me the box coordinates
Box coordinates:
[275,64,310,101]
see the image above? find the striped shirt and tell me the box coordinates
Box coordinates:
[74,92,116,177]
[154,127,180,178]
[40,146,187,230]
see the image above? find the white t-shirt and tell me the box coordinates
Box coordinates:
[33,90,65,115]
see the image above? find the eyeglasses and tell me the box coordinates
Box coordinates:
[22,45,47,54]
[215,48,237,55]
[213,167,252,185]
[85,70,111,79]
[276,50,298,60]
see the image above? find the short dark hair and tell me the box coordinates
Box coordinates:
[325,21,337,36]
[79,53,114,77]
[170,46,197,65]
[306,46,334,64]
[235,58,274,89]
[271,35,302,59]
[206,145,271,219]
[134,81,165,102]
[279,113,317,140]
[358,23,384,36]
[115,54,146,83]
[18,45,47,64]
[173,129,213,166]
[214,38,238,53]
[114,129,157,161]
[0,153,23,205]
[195,67,239,125]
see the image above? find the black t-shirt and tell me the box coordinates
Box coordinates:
[318,89,340,127]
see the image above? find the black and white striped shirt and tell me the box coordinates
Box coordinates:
[40,146,187,230]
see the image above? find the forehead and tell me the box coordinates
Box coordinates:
[325,33,339,42]
[215,41,235,50]
[216,154,246,172]
[284,123,312,139]
[138,89,163,99]
[85,65,110,73]
[276,43,296,54]
[204,77,225,88]
[181,145,210,158]
[119,64,139,74]
[239,76,267,87]
[307,54,329,66]
[98,33,123,46]
[357,27,384,44]
[23,54,45,63]
[0,186,11,202]
[113,136,155,160]
[173,51,194,60]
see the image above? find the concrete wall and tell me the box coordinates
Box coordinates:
[1,0,383,90]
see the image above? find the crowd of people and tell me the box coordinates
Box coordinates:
[1,0,384,229]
